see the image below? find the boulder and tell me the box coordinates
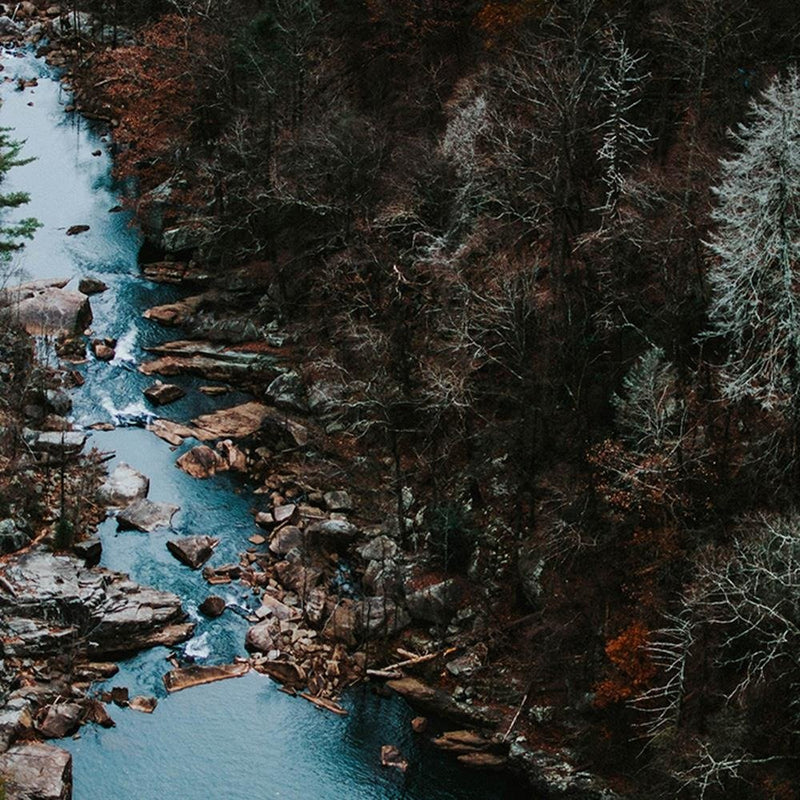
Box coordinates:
[322,598,358,645]
[0,279,69,309]
[357,535,398,562]
[44,389,71,416]
[305,519,358,552]
[274,561,323,596]
[129,696,158,713]
[0,743,72,800]
[91,339,115,361]
[358,597,411,638]
[216,439,246,471]
[266,371,308,413]
[117,499,179,532]
[2,285,92,336]
[25,430,87,458]
[147,418,197,446]
[0,15,22,35]
[411,716,428,733]
[273,504,298,524]
[191,401,274,441]
[380,744,408,772]
[37,703,82,739]
[254,511,274,530]
[362,558,402,596]
[66,224,89,235]
[97,462,149,507]
[166,535,218,569]
[245,619,278,653]
[143,381,185,406]
[198,595,226,618]
[259,594,302,622]
[176,445,223,479]
[163,663,249,693]
[143,293,206,327]
[269,525,304,556]
[0,697,34,752]
[405,578,463,626]
[161,220,211,254]
[78,277,107,295]
[82,699,115,729]
[323,490,353,512]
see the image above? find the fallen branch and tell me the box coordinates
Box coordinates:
[299,693,348,716]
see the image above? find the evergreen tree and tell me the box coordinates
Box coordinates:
[0,127,39,264]
[705,69,800,413]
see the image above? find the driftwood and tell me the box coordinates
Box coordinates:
[367,647,458,680]
[299,693,348,716]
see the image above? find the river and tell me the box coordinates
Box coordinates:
[0,48,527,800]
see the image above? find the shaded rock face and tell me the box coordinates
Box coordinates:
[97,462,149,507]
[117,498,179,532]
[0,518,31,555]
[405,578,463,626]
[0,742,72,800]
[166,536,219,569]
[0,550,193,659]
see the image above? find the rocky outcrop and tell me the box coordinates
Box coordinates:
[140,340,278,384]
[0,742,72,800]
[0,550,193,659]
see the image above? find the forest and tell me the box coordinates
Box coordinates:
[6,0,800,797]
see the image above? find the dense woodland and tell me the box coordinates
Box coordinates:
[22,0,800,796]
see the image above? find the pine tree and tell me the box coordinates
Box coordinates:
[0,127,39,264]
[705,69,800,413]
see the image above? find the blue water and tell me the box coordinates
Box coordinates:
[0,48,524,800]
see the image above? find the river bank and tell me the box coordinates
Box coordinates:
[0,19,547,800]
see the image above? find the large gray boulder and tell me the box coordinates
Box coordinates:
[0,742,72,800]
[97,462,149,507]
[3,287,92,336]
[166,536,218,569]
[117,498,179,532]
[25,430,87,458]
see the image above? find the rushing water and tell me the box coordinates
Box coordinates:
[0,49,527,800]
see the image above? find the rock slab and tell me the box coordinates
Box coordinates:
[0,742,72,800]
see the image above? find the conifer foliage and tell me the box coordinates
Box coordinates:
[705,69,800,412]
